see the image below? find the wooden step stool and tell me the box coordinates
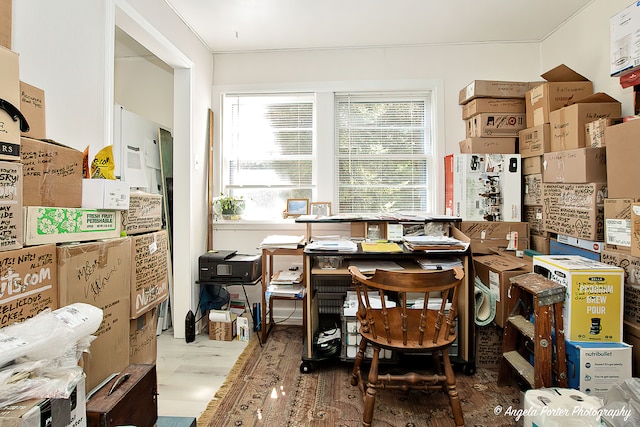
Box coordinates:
[497,272,568,389]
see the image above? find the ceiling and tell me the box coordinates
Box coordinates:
[116,0,595,60]
[161,0,595,53]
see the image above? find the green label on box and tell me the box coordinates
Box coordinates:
[36,208,117,235]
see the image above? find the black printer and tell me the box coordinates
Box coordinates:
[198,250,262,283]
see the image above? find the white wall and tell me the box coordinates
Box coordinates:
[541,0,635,117]
[13,0,214,340]
[213,43,541,157]
[115,57,174,129]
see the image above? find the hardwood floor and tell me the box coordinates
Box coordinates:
[156,328,249,418]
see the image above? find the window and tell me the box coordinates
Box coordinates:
[219,85,436,219]
[335,93,432,213]
[221,93,315,219]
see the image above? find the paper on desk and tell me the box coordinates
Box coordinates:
[305,240,358,252]
[349,260,404,274]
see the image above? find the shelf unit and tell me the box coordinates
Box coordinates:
[260,247,306,344]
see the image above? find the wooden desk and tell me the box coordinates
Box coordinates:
[299,228,474,374]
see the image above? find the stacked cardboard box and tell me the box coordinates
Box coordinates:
[447,80,532,221]
[521,65,590,253]
[1,41,169,403]
[520,65,622,258]
[590,119,640,377]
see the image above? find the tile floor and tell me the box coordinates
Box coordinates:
[156,328,249,418]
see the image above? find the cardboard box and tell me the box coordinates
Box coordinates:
[518,124,551,158]
[473,253,532,328]
[522,155,544,175]
[610,2,640,76]
[623,320,640,375]
[526,64,593,127]
[0,0,10,49]
[461,97,525,120]
[523,174,542,206]
[129,230,169,318]
[129,307,158,364]
[586,117,623,147]
[23,206,121,246]
[0,161,22,251]
[457,221,529,255]
[565,340,632,397]
[600,249,640,326]
[3,376,90,427]
[0,245,57,328]
[475,323,503,369]
[57,238,131,392]
[209,313,238,341]
[532,255,624,342]
[466,113,526,138]
[605,119,640,198]
[531,234,550,254]
[0,376,85,427]
[121,191,163,235]
[82,179,130,210]
[555,234,603,253]
[20,137,83,207]
[458,137,516,154]
[549,93,621,152]
[631,203,640,258]
[524,205,545,236]
[550,238,601,262]
[605,198,636,251]
[19,81,46,139]
[450,154,522,222]
[542,147,607,183]
[0,46,20,161]
[543,182,607,241]
[458,80,530,105]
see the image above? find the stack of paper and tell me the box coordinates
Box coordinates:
[360,241,403,253]
[270,270,303,284]
[305,239,358,252]
[416,256,464,271]
[266,284,306,299]
[260,234,305,249]
[349,260,404,274]
[403,235,469,252]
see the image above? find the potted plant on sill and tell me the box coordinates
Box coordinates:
[214,193,245,220]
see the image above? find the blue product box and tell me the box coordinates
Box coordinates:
[550,239,600,261]
[565,340,632,397]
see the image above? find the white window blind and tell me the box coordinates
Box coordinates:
[222,93,315,218]
[335,93,432,213]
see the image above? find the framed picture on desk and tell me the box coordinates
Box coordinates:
[310,202,331,217]
[286,198,309,217]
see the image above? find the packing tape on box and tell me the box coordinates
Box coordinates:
[523,388,603,427]
[474,276,496,326]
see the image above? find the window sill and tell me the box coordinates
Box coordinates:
[212,218,307,231]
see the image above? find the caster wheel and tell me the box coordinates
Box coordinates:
[463,364,476,376]
[300,361,312,373]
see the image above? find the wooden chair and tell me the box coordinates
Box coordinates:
[348,265,465,427]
